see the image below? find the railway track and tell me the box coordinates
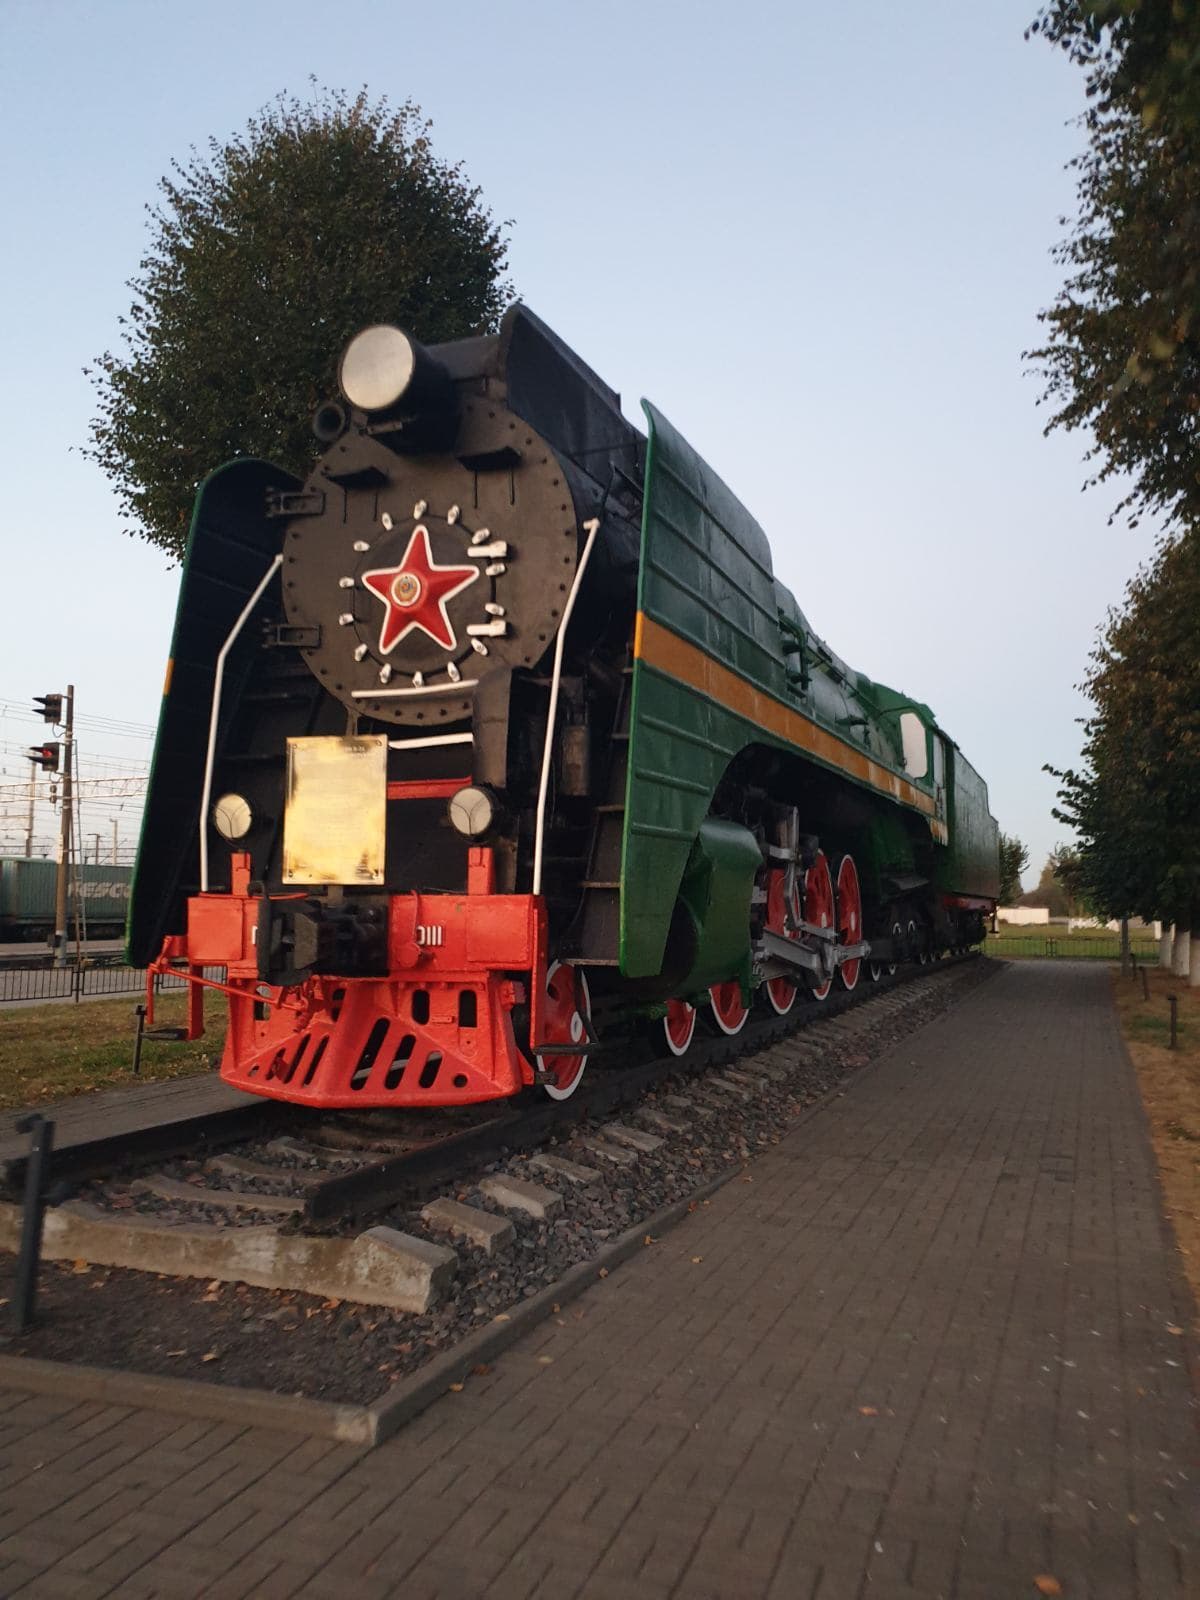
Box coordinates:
[4,953,979,1226]
[1,957,995,1325]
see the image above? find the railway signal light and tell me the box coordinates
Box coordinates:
[33,693,62,723]
[27,741,60,772]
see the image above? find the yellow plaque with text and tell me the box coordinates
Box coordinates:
[282,736,387,886]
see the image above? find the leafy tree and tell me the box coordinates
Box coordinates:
[1049,843,1089,915]
[1048,534,1200,933]
[998,832,1031,905]
[1019,850,1086,916]
[1027,3,1200,532]
[85,85,510,557]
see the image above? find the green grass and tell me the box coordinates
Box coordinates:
[985,926,1159,961]
[0,993,225,1111]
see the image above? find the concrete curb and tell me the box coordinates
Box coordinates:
[0,1169,736,1450]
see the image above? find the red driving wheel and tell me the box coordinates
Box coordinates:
[804,852,835,1001]
[709,977,749,1035]
[537,960,591,1100]
[835,854,862,991]
[663,998,697,1056]
[765,866,802,1015]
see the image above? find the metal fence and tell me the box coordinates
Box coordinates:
[983,935,1161,962]
[0,959,225,1006]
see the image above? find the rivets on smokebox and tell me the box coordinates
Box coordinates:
[353,540,370,553]
[471,526,491,544]
[338,613,354,626]
[338,576,354,589]
[471,639,489,656]
[381,512,394,531]
[447,505,460,524]
[412,501,427,519]
[353,644,369,662]
[379,664,393,684]
[447,661,462,683]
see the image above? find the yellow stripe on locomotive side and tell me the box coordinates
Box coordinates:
[634,612,938,821]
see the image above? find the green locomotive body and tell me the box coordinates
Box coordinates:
[129,306,997,1107]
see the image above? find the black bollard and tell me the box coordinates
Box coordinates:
[132,1003,147,1076]
[1168,993,1179,1051]
[12,1114,54,1333]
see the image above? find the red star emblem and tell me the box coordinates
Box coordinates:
[361,526,480,654]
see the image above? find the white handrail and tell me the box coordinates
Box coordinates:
[532,518,601,897]
[198,553,284,892]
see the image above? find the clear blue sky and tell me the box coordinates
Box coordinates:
[0,0,1154,885]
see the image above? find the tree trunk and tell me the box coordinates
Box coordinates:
[1160,925,1174,967]
[1120,916,1131,977]
[1191,922,1200,988]
[1171,926,1191,978]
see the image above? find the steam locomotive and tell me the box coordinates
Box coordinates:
[128,305,999,1108]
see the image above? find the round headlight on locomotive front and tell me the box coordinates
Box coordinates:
[338,325,416,412]
[212,793,253,841]
[448,785,497,839]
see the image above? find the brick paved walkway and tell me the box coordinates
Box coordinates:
[0,962,1194,1599]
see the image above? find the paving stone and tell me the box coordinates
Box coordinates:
[599,1122,664,1154]
[420,1198,513,1255]
[478,1174,563,1220]
[527,1152,603,1186]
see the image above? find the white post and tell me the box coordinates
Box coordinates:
[1160,925,1174,968]
[1171,926,1191,978]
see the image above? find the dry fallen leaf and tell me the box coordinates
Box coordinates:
[165,1350,186,1358]
[597,1267,609,1279]
[1166,1324,1183,1335]
[205,1280,221,1291]
[1033,1578,1063,1597]
[551,1303,561,1314]
[493,1313,511,1323]
[692,1257,704,1265]
[322,1298,341,1310]
[643,1235,657,1246]
[536,1355,553,1365]
[201,1351,219,1364]
[448,1382,464,1393]
[71,1260,90,1274]
[858,1406,879,1417]
[471,1364,492,1377]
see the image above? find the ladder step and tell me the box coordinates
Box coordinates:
[595,804,625,814]
[582,881,620,891]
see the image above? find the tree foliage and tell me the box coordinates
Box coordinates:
[1027,2,1200,532]
[85,85,510,557]
[999,832,1031,905]
[1048,534,1200,924]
